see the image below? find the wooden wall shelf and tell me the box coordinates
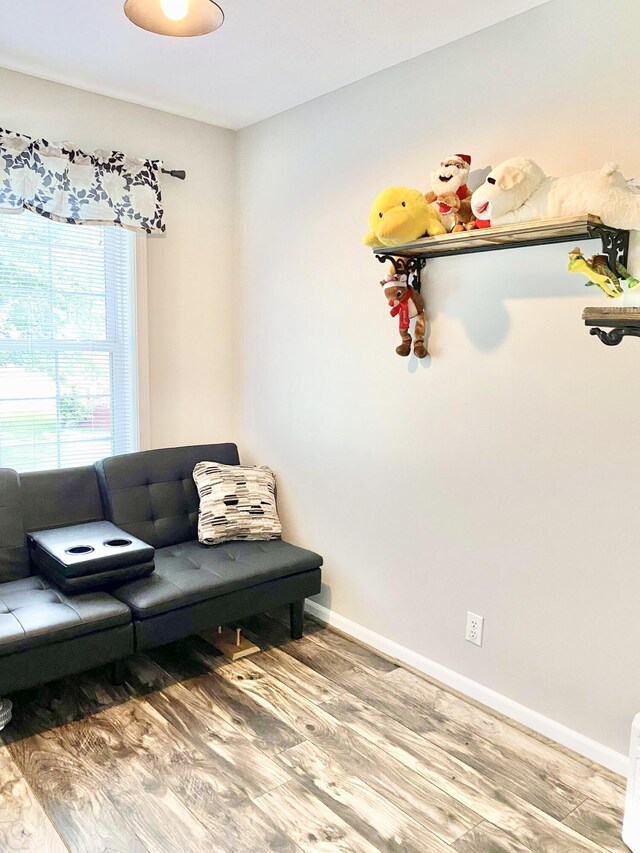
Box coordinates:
[583,306,640,346]
[373,215,630,293]
[374,215,627,262]
[372,215,633,348]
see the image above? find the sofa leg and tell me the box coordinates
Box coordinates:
[0,698,13,731]
[110,660,126,686]
[290,599,305,640]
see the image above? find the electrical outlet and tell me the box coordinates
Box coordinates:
[466,612,484,646]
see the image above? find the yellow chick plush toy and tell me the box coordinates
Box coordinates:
[364,187,446,248]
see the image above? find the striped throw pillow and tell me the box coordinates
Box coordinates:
[193,461,282,545]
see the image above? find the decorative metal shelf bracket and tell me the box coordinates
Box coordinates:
[376,254,427,292]
[586,223,630,274]
[589,326,640,346]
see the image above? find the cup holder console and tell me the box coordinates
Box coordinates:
[29,520,155,593]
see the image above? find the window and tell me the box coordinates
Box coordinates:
[0,212,138,472]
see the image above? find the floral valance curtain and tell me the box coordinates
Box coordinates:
[0,128,165,234]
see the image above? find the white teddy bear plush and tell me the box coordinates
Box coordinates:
[471,157,640,230]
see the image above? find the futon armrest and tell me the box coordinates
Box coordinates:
[28,521,155,593]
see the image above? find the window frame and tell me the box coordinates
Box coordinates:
[134,232,151,452]
[0,214,148,471]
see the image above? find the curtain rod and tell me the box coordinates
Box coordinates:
[161,168,186,180]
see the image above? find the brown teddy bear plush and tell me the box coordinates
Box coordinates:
[380,272,427,358]
[431,191,476,233]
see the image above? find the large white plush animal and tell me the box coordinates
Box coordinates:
[471,157,640,230]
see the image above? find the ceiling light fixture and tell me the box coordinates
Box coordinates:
[124,0,224,37]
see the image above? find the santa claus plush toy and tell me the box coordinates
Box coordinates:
[425,154,477,232]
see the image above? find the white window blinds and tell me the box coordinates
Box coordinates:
[0,212,138,472]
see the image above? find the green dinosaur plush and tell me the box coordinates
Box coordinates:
[567,247,638,299]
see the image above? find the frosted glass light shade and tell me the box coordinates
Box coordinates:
[124,0,224,36]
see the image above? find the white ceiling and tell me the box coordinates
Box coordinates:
[0,0,549,130]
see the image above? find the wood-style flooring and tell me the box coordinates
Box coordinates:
[0,608,628,852]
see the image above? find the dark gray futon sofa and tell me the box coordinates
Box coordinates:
[0,443,322,727]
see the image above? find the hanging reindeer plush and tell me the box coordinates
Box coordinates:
[380,268,428,358]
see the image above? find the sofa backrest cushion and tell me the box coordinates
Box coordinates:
[20,466,104,533]
[0,468,30,583]
[95,444,240,548]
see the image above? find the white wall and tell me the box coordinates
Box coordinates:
[1,67,237,448]
[237,0,640,757]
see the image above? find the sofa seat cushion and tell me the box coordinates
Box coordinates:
[112,539,323,619]
[0,576,131,656]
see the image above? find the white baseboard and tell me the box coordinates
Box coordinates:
[305,600,628,777]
